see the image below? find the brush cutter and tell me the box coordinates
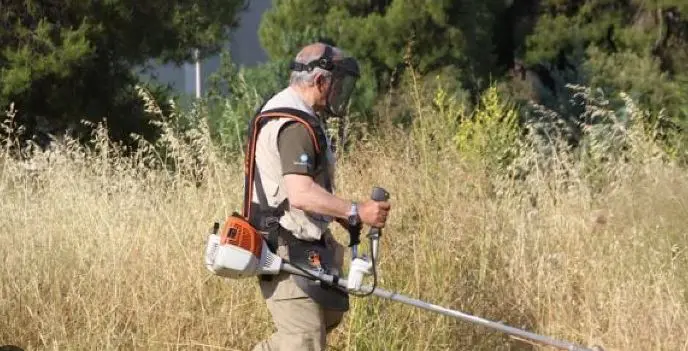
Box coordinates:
[204,187,604,351]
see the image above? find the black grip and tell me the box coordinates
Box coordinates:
[368,187,389,239]
[371,187,389,202]
[347,225,361,247]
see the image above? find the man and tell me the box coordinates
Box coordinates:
[248,42,391,350]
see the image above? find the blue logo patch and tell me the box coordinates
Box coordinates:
[294,153,312,168]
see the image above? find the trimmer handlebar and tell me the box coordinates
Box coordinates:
[346,187,390,294]
[367,186,388,262]
[348,187,389,258]
[371,187,390,202]
[368,186,389,237]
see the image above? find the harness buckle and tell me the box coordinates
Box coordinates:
[261,215,280,229]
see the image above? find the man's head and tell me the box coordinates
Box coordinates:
[289,43,360,117]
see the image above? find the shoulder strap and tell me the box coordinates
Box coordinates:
[242,108,326,220]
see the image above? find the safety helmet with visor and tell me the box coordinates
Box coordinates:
[289,45,360,117]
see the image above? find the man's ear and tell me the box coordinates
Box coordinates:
[315,74,330,92]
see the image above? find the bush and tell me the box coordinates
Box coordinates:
[454,84,522,172]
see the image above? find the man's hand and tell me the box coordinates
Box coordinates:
[359,200,391,228]
[284,174,392,229]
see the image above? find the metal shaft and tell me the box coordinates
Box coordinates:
[282,262,595,351]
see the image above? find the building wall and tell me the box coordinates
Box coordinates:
[139,0,272,97]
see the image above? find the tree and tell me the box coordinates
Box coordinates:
[258,0,505,106]
[522,0,688,119]
[255,0,688,156]
[0,0,248,147]
[540,2,688,155]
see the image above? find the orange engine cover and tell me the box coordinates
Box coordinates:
[220,213,263,259]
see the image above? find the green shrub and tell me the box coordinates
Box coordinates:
[454,84,522,172]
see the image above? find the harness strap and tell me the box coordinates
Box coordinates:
[242,108,326,226]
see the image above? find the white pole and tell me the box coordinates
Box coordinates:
[281,263,600,351]
[194,48,201,98]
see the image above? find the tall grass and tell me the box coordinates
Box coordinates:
[1,76,686,351]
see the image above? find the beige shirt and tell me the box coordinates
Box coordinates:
[253,87,336,241]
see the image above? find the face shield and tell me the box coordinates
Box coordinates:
[325,58,359,117]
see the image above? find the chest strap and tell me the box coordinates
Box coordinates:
[242,108,329,243]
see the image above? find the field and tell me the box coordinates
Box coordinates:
[1,83,687,351]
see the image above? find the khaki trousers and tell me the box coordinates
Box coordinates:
[252,233,346,351]
[251,282,344,350]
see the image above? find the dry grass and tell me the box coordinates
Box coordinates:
[1,83,687,351]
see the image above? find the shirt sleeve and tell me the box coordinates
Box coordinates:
[277,122,317,176]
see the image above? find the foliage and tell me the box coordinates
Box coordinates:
[200,51,289,155]
[521,0,688,150]
[3,70,688,351]
[454,85,522,172]
[4,0,688,167]
[0,0,247,147]
[254,1,687,162]
[258,0,505,110]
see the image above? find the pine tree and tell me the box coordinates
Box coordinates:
[258,0,505,97]
[1,0,247,146]
[523,0,688,121]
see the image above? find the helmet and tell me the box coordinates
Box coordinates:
[289,45,360,117]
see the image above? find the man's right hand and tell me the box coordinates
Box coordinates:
[359,200,391,228]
